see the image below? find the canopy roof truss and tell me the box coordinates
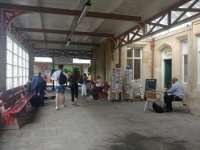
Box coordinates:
[116,0,200,47]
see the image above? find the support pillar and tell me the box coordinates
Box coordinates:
[29,51,34,80]
[0,9,7,91]
[52,56,55,91]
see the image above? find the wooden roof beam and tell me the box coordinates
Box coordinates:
[16,27,114,37]
[25,39,99,46]
[0,2,142,22]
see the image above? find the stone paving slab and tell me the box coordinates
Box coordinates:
[0,94,200,150]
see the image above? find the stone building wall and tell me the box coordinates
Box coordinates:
[95,19,200,115]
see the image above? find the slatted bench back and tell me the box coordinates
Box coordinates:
[0,86,26,109]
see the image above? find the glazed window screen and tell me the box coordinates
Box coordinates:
[6,35,29,90]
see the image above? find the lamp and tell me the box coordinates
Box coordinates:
[77,0,91,24]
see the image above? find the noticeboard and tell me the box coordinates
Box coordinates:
[145,79,157,91]
[111,68,122,93]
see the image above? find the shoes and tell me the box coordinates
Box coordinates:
[61,104,66,107]
[56,106,59,110]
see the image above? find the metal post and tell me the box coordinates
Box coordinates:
[52,55,55,91]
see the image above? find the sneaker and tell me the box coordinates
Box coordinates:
[61,104,66,107]
[56,106,59,110]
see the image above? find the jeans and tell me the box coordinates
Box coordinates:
[81,84,87,96]
[55,85,66,94]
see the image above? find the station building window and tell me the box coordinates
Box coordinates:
[6,35,29,90]
[127,48,142,80]
[181,40,188,83]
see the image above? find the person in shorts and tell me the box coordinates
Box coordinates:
[51,64,68,110]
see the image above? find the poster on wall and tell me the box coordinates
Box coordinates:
[125,68,133,82]
[124,68,133,92]
[111,67,122,93]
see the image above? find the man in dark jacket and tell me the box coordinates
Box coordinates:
[31,72,46,106]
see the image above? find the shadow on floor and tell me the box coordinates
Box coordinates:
[99,132,186,150]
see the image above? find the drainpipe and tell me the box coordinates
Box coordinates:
[119,46,122,68]
[150,38,155,79]
[118,46,122,100]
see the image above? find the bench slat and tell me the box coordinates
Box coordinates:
[4,94,33,115]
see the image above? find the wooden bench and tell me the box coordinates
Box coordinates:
[0,86,34,129]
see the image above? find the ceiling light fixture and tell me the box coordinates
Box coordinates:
[65,0,92,47]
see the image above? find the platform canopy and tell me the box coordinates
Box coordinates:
[0,0,197,58]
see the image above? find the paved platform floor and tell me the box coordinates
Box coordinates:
[1,93,200,150]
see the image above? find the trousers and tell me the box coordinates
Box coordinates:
[71,83,79,102]
[164,93,182,111]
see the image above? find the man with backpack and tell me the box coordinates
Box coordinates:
[31,72,46,107]
[51,64,68,110]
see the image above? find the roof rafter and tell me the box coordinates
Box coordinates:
[16,27,114,37]
[33,47,93,53]
[25,39,99,46]
[0,2,142,22]
[116,0,200,47]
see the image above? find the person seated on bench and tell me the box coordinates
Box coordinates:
[164,77,185,112]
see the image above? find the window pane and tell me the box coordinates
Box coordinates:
[6,64,13,77]
[26,69,29,77]
[14,66,18,77]
[127,49,133,58]
[19,57,23,67]
[6,78,13,89]
[23,68,26,77]
[184,55,188,82]
[127,59,133,70]
[25,53,28,60]
[14,77,18,87]
[134,59,141,80]
[14,54,18,65]
[26,60,29,69]
[23,77,26,85]
[23,59,26,68]
[19,77,22,86]
[23,50,26,59]
[134,48,141,57]
[7,50,13,64]
[18,47,22,57]
[13,42,18,54]
[27,54,29,61]
[7,36,12,51]
[19,67,22,76]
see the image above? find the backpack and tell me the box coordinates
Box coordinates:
[58,72,67,85]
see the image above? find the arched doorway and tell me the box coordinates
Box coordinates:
[161,46,172,89]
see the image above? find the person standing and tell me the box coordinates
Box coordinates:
[31,72,46,106]
[81,73,88,96]
[69,68,80,105]
[51,64,68,110]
